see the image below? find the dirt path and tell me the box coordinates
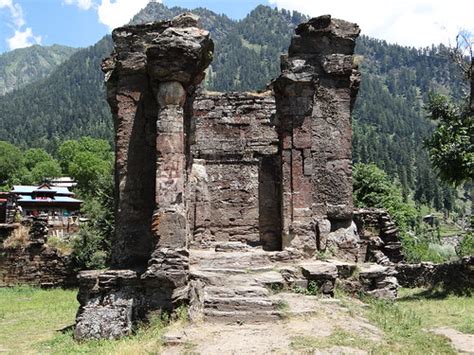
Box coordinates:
[161,295,383,354]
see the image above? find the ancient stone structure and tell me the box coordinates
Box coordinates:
[354,208,404,263]
[396,256,473,291]
[0,218,75,287]
[74,14,400,340]
[273,15,361,257]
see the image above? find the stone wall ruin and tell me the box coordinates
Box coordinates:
[74,13,369,340]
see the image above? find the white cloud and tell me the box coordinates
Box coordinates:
[97,0,154,30]
[0,0,24,27]
[7,27,42,50]
[0,0,42,50]
[63,0,94,11]
[64,0,156,31]
[268,0,474,47]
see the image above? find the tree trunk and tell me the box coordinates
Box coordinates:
[470,57,473,115]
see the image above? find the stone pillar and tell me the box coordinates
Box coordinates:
[75,13,213,340]
[274,15,361,259]
[152,81,187,248]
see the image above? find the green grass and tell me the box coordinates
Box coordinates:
[333,287,472,354]
[0,287,78,354]
[39,315,167,354]
[364,297,456,354]
[0,287,170,354]
[398,288,474,334]
[438,223,465,238]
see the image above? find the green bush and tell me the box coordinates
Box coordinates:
[353,163,417,231]
[458,233,474,257]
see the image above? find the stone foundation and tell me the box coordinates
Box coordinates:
[0,218,75,287]
[396,256,473,291]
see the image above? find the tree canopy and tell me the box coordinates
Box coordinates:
[425,94,473,185]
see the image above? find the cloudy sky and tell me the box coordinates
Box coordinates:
[0,0,472,53]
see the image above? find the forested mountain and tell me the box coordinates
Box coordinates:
[0,3,467,211]
[0,45,77,95]
[0,37,113,151]
[353,38,468,210]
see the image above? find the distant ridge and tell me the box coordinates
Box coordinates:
[0,44,78,95]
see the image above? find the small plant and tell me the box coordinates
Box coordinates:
[276,300,289,312]
[266,282,284,293]
[275,299,291,320]
[291,281,320,296]
[173,305,189,323]
[306,281,320,296]
[46,235,74,255]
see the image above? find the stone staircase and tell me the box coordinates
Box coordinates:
[189,248,291,322]
[187,244,399,323]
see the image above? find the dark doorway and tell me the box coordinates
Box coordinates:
[258,156,282,251]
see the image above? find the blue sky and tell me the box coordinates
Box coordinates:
[0,0,472,53]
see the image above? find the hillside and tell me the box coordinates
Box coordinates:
[0,3,467,210]
[0,45,77,95]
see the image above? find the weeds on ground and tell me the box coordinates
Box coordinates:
[398,287,474,334]
[363,297,456,354]
[2,224,29,248]
[40,312,170,354]
[292,281,320,296]
[290,327,375,352]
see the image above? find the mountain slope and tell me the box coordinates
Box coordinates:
[0,37,112,150]
[0,45,78,95]
[0,3,466,209]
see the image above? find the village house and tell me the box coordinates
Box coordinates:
[11,183,82,217]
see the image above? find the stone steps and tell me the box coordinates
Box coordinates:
[189,249,399,323]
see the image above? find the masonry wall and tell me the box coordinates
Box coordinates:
[0,244,75,287]
[189,92,281,250]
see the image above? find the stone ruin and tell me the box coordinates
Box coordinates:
[74,13,400,340]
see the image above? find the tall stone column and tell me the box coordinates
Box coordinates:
[142,15,213,287]
[142,81,189,288]
[75,13,213,340]
[274,15,361,259]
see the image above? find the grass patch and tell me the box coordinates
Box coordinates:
[47,235,74,255]
[290,328,375,352]
[398,288,474,334]
[363,297,456,354]
[39,314,168,354]
[0,287,184,354]
[0,286,78,353]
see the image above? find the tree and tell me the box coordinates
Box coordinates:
[58,137,113,192]
[22,148,62,184]
[30,160,62,183]
[449,31,473,115]
[425,93,473,185]
[353,163,417,230]
[0,141,24,189]
[69,151,112,191]
[426,32,474,185]
[70,172,114,270]
[23,148,54,170]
